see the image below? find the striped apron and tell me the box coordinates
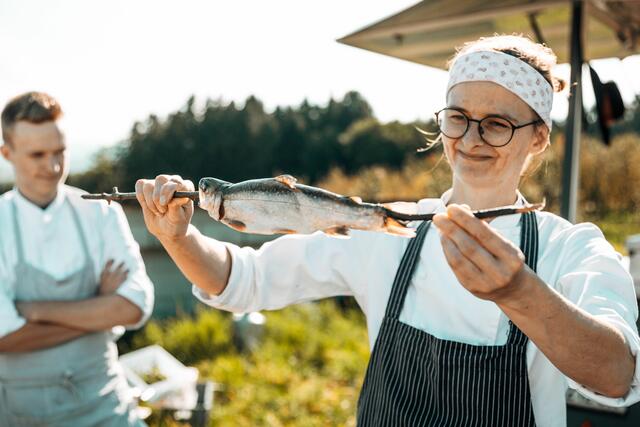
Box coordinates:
[357,212,539,426]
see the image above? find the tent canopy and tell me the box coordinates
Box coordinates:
[338,0,640,69]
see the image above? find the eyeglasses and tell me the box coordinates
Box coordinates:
[435,107,543,147]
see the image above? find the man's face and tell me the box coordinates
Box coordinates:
[1,120,68,206]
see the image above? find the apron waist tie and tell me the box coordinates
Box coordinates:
[0,363,111,388]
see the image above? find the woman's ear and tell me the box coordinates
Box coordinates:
[530,124,549,156]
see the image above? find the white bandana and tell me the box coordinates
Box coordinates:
[446,50,553,129]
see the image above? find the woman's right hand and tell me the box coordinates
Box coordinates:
[135,175,195,241]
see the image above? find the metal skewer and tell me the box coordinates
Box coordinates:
[81,187,199,203]
[82,188,545,221]
[383,201,546,221]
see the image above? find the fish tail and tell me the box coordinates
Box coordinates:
[383,217,416,238]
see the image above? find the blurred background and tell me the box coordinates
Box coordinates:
[2,1,640,425]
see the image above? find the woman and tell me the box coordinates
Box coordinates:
[135,35,640,426]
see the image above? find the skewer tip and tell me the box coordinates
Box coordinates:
[519,199,546,213]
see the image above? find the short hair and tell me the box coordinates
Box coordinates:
[1,92,63,145]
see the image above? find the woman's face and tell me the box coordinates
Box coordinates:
[443,81,547,190]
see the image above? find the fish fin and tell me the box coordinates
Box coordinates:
[349,196,363,204]
[275,174,298,190]
[382,202,418,215]
[384,217,416,238]
[226,220,247,232]
[323,226,351,239]
[275,229,298,235]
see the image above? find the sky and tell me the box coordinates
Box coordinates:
[1,0,639,182]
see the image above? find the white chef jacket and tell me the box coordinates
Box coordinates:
[0,186,154,337]
[194,189,640,426]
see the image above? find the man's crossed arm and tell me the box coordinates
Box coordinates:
[0,260,142,353]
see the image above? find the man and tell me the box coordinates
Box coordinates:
[0,92,154,426]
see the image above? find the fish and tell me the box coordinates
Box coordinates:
[198,174,415,238]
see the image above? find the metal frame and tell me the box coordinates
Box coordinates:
[560,0,584,222]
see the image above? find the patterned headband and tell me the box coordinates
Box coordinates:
[446,50,553,129]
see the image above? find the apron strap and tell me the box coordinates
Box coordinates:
[11,198,25,263]
[506,211,539,345]
[521,210,539,273]
[11,194,92,268]
[384,211,540,341]
[385,221,431,320]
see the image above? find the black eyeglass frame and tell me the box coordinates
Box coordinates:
[435,107,543,147]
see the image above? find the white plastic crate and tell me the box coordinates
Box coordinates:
[119,344,199,410]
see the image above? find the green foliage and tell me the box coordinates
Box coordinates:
[124,301,369,426]
[338,119,426,174]
[67,146,122,192]
[127,308,235,365]
[80,91,377,193]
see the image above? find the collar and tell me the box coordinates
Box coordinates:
[13,185,67,219]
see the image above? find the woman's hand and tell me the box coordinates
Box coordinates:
[98,259,129,295]
[135,175,195,241]
[432,204,532,306]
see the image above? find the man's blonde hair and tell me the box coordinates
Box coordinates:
[1,92,63,145]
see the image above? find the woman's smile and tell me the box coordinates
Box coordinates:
[456,150,494,161]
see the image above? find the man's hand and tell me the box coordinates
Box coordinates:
[135,175,195,241]
[99,259,129,295]
[15,301,40,322]
[0,323,87,353]
[16,261,129,321]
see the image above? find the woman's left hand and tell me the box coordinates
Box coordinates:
[432,204,532,305]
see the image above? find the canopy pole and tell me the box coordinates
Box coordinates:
[560,0,584,222]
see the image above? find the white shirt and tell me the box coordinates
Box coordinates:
[194,190,640,427]
[0,186,154,337]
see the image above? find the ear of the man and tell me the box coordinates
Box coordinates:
[0,143,12,162]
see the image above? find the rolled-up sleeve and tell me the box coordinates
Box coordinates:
[0,258,25,338]
[0,293,25,339]
[193,231,376,313]
[555,222,640,407]
[102,203,154,330]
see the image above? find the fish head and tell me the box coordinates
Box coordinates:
[198,177,228,220]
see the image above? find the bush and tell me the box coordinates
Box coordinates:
[123,300,369,426]
[128,308,235,365]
